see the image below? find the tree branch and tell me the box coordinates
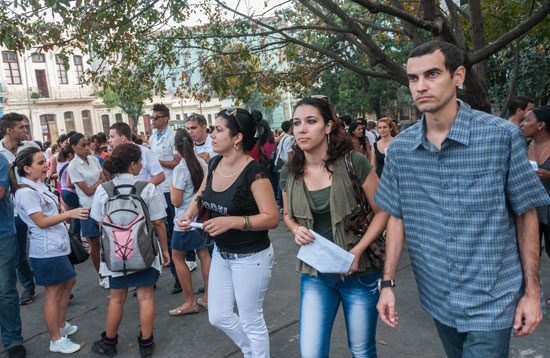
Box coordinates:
[468,0,550,65]
[353,19,405,35]
[445,0,465,49]
[499,41,521,118]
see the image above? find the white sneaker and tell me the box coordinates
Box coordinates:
[59,322,78,336]
[49,336,82,354]
[186,261,197,272]
[99,278,110,289]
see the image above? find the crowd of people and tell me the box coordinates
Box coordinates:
[0,40,549,358]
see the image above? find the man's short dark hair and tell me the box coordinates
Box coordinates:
[339,115,352,126]
[408,41,464,77]
[110,122,131,140]
[186,113,207,127]
[281,120,292,133]
[152,103,170,118]
[97,132,107,144]
[0,112,25,136]
[509,96,535,117]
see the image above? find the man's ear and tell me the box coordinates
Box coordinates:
[453,66,466,87]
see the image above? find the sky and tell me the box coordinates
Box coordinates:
[185,0,290,25]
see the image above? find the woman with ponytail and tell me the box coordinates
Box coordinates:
[168,128,210,316]
[281,97,389,357]
[177,108,278,357]
[11,147,88,354]
[57,143,80,236]
[90,143,170,357]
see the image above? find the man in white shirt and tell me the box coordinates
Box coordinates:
[274,120,294,210]
[185,113,218,164]
[151,105,198,290]
[0,113,38,306]
[365,120,378,145]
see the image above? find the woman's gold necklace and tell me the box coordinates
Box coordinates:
[530,140,550,165]
[218,158,248,178]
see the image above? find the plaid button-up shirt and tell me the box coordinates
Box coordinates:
[375,102,550,332]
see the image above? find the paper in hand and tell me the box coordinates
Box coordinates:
[297,230,355,274]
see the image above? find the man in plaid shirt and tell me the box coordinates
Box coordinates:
[375,41,550,357]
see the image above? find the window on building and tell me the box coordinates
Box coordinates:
[2,51,22,85]
[207,114,212,125]
[115,113,123,123]
[74,55,84,84]
[64,111,76,132]
[32,53,45,63]
[101,114,110,134]
[172,76,177,88]
[55,55,68,84]
[82,110,93,134]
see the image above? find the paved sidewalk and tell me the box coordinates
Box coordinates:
[2,219,549,357]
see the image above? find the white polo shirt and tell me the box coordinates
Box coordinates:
[67,155,102,208]
[193,135,218,159]
[137,144,167,209]
[90,173,166,277]
[149,126,177,193]
[0,139,40,164]
[172,158,207,232]
[14,177,70,258]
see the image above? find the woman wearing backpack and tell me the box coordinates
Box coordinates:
[169,128,210,315]
[90,143,170,358]
[66,133,108,288]
[10,147,88,354]
[57,143,80,236]
[177,108,278,358]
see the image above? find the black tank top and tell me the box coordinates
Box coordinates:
[201,156,270,254]
[374,141,385,178]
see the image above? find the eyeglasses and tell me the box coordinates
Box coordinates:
[151,115,167,120]
[225,108,244,133]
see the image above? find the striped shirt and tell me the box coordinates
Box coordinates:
[375,102,550,332]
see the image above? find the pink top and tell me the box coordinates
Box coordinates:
[57,161,76,193]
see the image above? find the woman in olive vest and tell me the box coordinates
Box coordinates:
[280,97,389,358]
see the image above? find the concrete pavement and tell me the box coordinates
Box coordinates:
[2,219,549,357]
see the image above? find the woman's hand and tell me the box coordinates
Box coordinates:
[176,212,194,231]
[293,226,315,246]
[66,207,89,220]
[536,168,550,179]
[345,247,362,275]
[161,249,171,267]
[203,217,235,237]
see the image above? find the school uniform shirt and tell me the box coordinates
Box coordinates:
[137,144,167,209]
[15,177,69,258]
[149,126,177,193]
[193,134,218,159]
[0,153,15,238]
[172,158,207,231]
[67,155,102,208]
[90,173,166,277]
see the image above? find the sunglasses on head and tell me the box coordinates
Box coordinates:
[225,108,244,133]
[151,115,167,120]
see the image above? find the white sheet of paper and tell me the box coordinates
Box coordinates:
[297,230,355,274]
[529,160,539,171]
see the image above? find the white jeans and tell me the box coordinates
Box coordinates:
[208,244,274,358]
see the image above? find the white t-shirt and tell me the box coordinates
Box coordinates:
[137,144,167,209]
[171,158,207,231]
[365,131,376,146]
[193,135,218,159]
[67,155,102,208]
[149,126,177,193]
[90,173,166,278]
[276,133,294,163]
[0,139,40,164]
[14,177,70,258]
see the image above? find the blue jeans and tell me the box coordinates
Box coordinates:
[14,216,35,292]
[0,235,23,350]
[299,272,381,358]
[61,190,81,237]
[434,319,512,358]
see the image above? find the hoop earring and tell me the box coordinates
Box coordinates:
[234,143,240,152]
[327,133,330,145]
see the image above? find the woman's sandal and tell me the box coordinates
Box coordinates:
[197,298,208,310]
[169,304,199,316]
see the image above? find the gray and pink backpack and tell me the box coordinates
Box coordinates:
[100,181,159,275]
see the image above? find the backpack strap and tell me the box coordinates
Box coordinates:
[133,181,149,196]
[102,181,117,198]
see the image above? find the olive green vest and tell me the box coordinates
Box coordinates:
[286,156,376,277]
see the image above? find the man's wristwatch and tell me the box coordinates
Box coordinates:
[378,279,395,291]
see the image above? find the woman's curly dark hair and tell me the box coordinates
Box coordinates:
[289,97,352,178]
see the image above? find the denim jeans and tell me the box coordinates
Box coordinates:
[61,190,81,237]
[208,245,273,358]
[299,272,381,358]
[0,235,24,350]
[14,216,35,292]
[434,319,512,358]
